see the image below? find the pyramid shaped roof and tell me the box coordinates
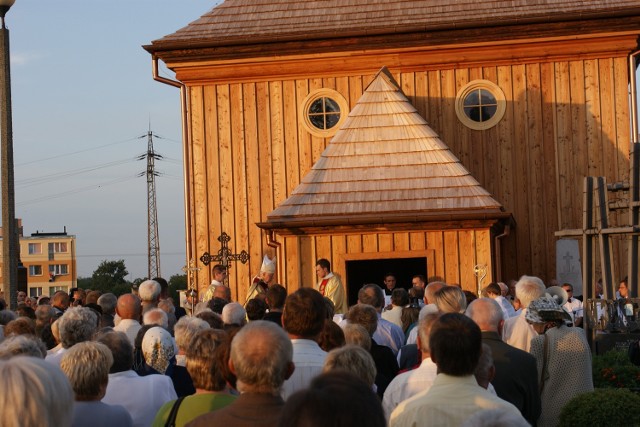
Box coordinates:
[260,67,507,230]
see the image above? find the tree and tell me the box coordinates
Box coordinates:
[168,273,188,303]
[91,260,129,294]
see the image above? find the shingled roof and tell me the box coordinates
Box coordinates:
[259,67,508,230]
[147,0,640,50]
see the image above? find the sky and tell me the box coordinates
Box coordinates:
[6,1,220,281]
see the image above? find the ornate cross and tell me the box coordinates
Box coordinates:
[181,259,200,313]
[200,232,250,278]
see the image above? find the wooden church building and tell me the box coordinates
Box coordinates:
[145,1,640,301]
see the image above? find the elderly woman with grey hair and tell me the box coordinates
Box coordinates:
[0,356,74,427]
[173,316,210,366]
[323,344,377,389]
[0,334,47,359]
[60,341,133,427]
[45,306,97,366]
[139,279,162,314]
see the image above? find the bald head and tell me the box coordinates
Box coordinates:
[466,298,503,332]
[116,293,141,321]
[425,281,446,305]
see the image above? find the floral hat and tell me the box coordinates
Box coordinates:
[141,326,175,374]
[525,296,571,324]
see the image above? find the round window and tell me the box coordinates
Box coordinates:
[301,89,349,137]
[455,80,506,130]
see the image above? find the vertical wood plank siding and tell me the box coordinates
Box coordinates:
[188,57,631,298]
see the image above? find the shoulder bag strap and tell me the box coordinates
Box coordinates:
[165,396,186,427]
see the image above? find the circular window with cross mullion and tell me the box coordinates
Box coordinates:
[301,89,349,137]
[455,80,506,130]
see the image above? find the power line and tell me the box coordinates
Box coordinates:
[16,175,138,206]
[16,136,140,166]
[16,157,138,189]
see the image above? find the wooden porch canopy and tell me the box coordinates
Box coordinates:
[257,67,510,234]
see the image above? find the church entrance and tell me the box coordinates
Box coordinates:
[345,256,428,306]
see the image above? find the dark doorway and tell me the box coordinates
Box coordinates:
[345,257,427,306]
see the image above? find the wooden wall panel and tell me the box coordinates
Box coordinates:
[270,82,287,207]
[409,232,426,251]
[569,61,587,230]
[539,61,559,270]
[554,62,573,231]
[299,236,314,288]
[230,84,250,296]
[185,49,635,295]
[274,229,494,297]
[256,82,274,221]
[525,63,547,275]
[443,231,460,285]
[512,64,533,278]
[283,80,300,195]
[476,229,494,285]
[426,231,445,280]
[458,230,476,291]
[378,234,393,252]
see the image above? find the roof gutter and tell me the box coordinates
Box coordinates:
[150,54,193,286]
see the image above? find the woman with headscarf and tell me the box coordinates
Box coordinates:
[526,296,593,427]
[139,326,195,397]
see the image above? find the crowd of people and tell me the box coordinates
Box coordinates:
[0,261,600,427]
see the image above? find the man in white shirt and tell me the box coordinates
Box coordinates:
[502,275,546,352]
[355,284,404,355]
[201,264,228,303]
[97,330,177,427]
[281,287,327,400]
[383,312,439,420]
[389,313,524,427]
[562,283,583,327]
[113,293,142,346]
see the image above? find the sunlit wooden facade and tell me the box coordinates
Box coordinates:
[146,1,640,300]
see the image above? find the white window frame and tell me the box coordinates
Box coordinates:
[48,242,68,253]
[29,265,43,276]
[49,264,69,276]
[28,243,42,254]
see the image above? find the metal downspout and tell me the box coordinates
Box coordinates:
[494,224,510,281]
[630,48,640,144]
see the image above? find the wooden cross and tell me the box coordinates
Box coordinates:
[200,232,250,284]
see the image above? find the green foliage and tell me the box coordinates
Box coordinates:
[559,388,640,426]
[77,277,92,290]
[168,274,188,303]
[592,349,640,389]
[90,260,130,295]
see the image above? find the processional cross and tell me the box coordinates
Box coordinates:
[200,232,250,285]
[181,259,200,314]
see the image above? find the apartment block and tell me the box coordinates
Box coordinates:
[0,221,76,298]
